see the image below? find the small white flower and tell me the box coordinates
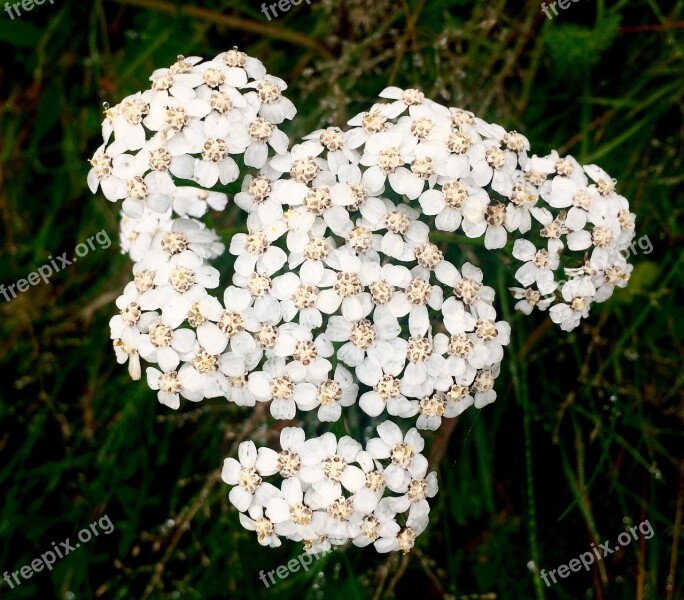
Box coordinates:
[148,250,220,311]
[316,255,374,321]
[414,392,468,431]
[148,55,204,101]
[418,181,489,233]
[103,92,151,151]
[444,383,476,418]
[549,278,596,331]
[265,478,324,541]
[359,130,417,196]
[584,164,617,197]
[349,506,400,548]
[146,365,191,408]
[395,460,438,522]
[239,505,282,548]
[351,460,387,516]
[192,85,251,135]
[247,357,317,420]
[232,271,283,324]
[112,329,143,380]
[234,175,283,225]
[358,261,411,317]
[468,139,518,196]
[271,327,333,382]
[273,427,326,480]
[461,199,511,249]
[544,176,604,232]
[177,347,228,399]
[439,262,496,320]
[435,306,483,373]
[399,334,447,397]
[309,365,359,422]
[212,49,268,81]
[287,233,337,286]
[172,186,228,218]
[592,257,633,302]
[192,135,240,187]
[269,140,325,182]
[222,441,278,511]
[196,286,260,356]
[244,75,297,124]
[386,274,443,336]
[522,151,557,186]
[270,272,324,329]
[388,144,445,200]
[505,179,540,234]
[163,218,226,259]
[222,367,257,406]
[469,316,510,368]
[228,116,290,168]
[326,315,402,386]
[346,103,392,149]
[304,126,360,174]
[229,230,287,278]
[359,375,417,418]
[509,287,554,315]
[512,239,562,295]
[378,87,445,119]
[135,136,194,193]
[366,422,425,493]
[300,433,367,497]
[137,315,196,372]
[366,201,430,260]
[87,144,137,201]
[119,207,173,262]
[109,281,159,340]
[374,515,428,554]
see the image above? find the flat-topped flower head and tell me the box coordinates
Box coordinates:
[92,54,637,557]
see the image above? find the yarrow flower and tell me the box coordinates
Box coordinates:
[221,425,436,553]
[90,55,637,557]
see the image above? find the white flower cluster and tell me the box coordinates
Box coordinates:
[89,51,636,555]
[514,160,637,331]
[221,424,436,554]
[92,50,296,387]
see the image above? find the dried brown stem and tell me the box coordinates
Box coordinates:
[142,403,268,598]
[108,0,334,61]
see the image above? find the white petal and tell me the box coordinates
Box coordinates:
[256,448,280,476]
[221,458,240,484]
[197,323,228,355]
[229,487,253,512]
[340,465,366,492]
[238,441,258,467]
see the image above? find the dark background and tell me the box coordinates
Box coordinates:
[0,1,682,598]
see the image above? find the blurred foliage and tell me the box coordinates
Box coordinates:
[0,0,683,599]
[543,12,623,80]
